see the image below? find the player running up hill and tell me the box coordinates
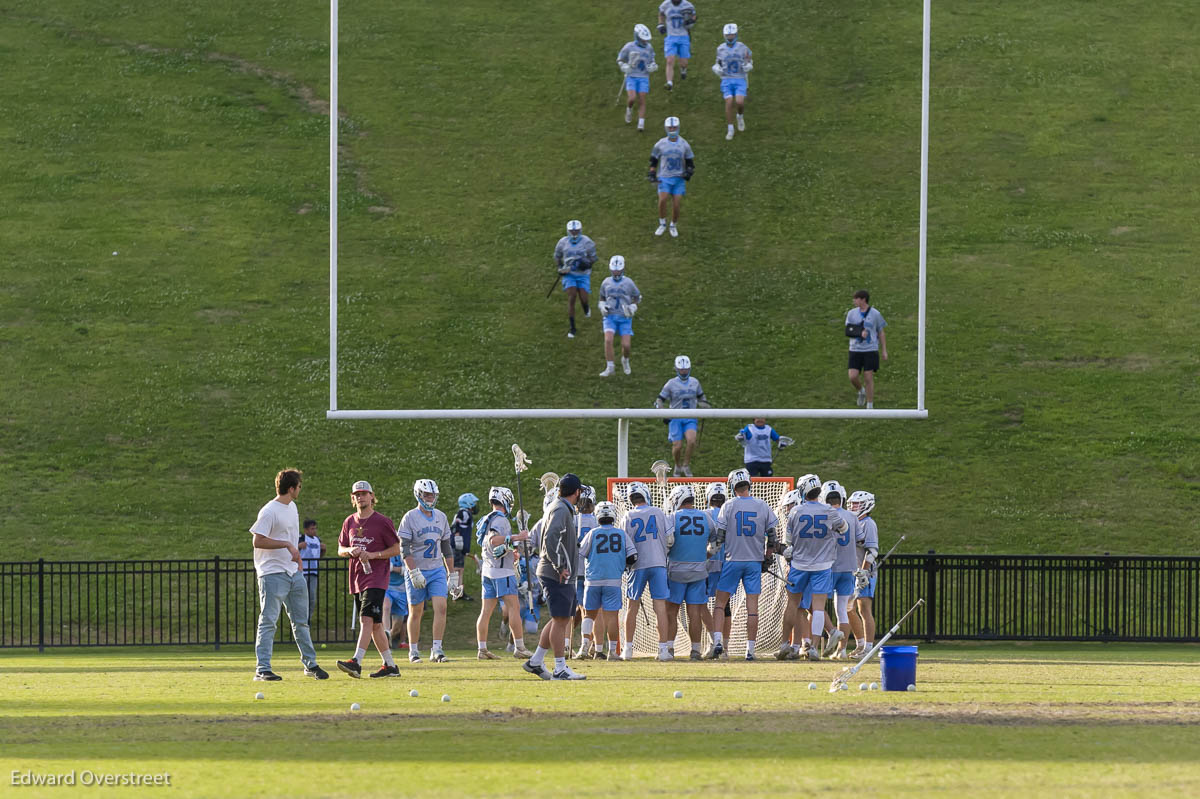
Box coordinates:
[474,487,532,660]
[712,23,753,140]
[655,355,710,477]
[399,479,453,664]
[711,468,780,660]
[621,482,673,661]
[598,256,642,377]
[657,0,697,90]
[579,501,637,661]
[782,475,847,661]
[664,485,717,660]
[618,24,658,132]
[847,489,880,658]
[554,220,598,339]
[648,116,695,238]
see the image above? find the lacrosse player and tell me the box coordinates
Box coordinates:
[621,482,673,661]
[657,0,697,90]
[598,256,642,377]
[383,551,409,651]
[399,479,453,663]
[711,469,780,660]
[554,220,599,339]
[572,486,599,657]
[712,23,753,140]
[649,116,695,237]
[580,501,637,660]
[665,485,717,660]
[618,25,658,132]
[772,488,803,659]
[449,493,478,601]
[703,482,731,657]
[655,355,709,477]
[782,475,848,661]
[847,490,880,658]
[335,480,402,679]
[734,418,792,477]
[847,290,889,409]
[821,481,859,660]
[474,487,532,660]
[523,474,586,680]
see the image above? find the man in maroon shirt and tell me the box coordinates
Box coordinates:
[336,480,402,678]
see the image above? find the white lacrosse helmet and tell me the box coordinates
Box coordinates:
[488,486,514,514]
[579,484,596,512]
[819,480,846,506]
[674,355,691,376]
[626,481,651,504]
[669,484,695,512]
[566,219,582,237]
[727,468,751,493]
[797,473,821,499]
[706,482,727,505]
[413,478,439,511]
[723,23,738,41]
[847,490,876,519]
[664,116,681,136]
[779,488,802,514]
[634,23,652,42]
[595,501,619,524]
[609,255,625,272]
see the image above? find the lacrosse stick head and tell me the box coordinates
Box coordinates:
[512,444,532,474]
[650,459,672,492]
[538,471,559,494]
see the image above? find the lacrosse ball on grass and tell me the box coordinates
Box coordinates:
[320,643,326,649]
[673,690,683,699]
[859,683,868,691]
[349,702,361,711]
[112,251,118,256]
[869,682,879,691]
[441,694,450,703]
[907,684,917,692]
[409,689,419,698]
[254,692,264,700]
[839,683,849,691]
[807,682,817,690]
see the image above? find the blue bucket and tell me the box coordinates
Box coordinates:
[879,645,919,691]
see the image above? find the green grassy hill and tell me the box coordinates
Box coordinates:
[1,0,1197,562]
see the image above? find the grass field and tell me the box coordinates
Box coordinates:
[1,643,1198,797]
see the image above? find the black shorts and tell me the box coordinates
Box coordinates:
[745,461,773,477]
[452,551,466,568]
[541,575,577,619]
[355,587,386,623]
[848,350,880,373]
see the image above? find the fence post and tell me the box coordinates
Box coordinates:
[924,551,937,642]
[37,558,45,653]
[213,556,221,651]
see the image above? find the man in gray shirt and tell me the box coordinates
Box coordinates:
[523,473,586,680]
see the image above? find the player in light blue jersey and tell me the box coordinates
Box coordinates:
[711,468,780,660]
[657,0,697,90]
[819,481,859,660]
[702,482,730,657]
[655,355,710,477]
[664,485,718,660]
[398,479,453,663]
[847,289,889,409]
[735,418,793,477]
[554,219,598,340]
[781,474,848,661]
[712,23,753,140]
[579,501,637,661]
[620,482,673,661]
[618,25,658,132]
[598,255,642,377]
[648,117,695,237]
[847,489,880,658]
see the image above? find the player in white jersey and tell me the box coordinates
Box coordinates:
[735,418,793,477]
[648,117,695,237]
[398,479,453,663]
[474,487,532,660]
[620,482,673,661]
[618,25,658,132]
[847,489,880,658]
[657,0,697,90]
[711,469,780,660]
[819,481,858,660]
[771,488,803,660]
[655,355,710,477]
[782,475,848,660]
[702,482,730,658]
[570,485,598,657]
[712,23,753,140]
[598,256,642,377]
[554,219,599,339]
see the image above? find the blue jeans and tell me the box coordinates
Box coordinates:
[255,571,318,673]
[304,572,318,621]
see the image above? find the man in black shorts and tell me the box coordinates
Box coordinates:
[449,493,478,601]
[846,290,889,409]
[522,473,586,681]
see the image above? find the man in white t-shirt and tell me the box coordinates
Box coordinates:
[250,469,328,681]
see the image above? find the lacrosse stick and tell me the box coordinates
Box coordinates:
[616,73,628,104]
[545,272,563,299]
[539,472,560,497]
[511,444,537,616]
[651,459,672,508]
[830,597,924,693]
[846,534,906,607]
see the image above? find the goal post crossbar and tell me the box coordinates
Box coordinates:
[327,409,929,420]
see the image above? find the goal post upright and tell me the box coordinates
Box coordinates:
[329,0,339,413]
[917,0,930,412]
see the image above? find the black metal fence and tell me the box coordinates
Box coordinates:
[2,554,1198,649]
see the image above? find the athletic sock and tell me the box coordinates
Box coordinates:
[658,642,670,656]
[478,640,488,651]
[514,637,525,650]
[564,637,572,651]
[382,650,395,667]
[606,360,615,369]
[637,118,645,129]
[554,656,566,672]
[530,646,548,667]
[737,113,744,121]
[727,124,734,134]
[713,632,724,646]
[812,610,825,637]
[691,642,701,654]
[746,640,756,656]
[581,618,594,636]
[621,643,633,659]
[864,640,873,648]
[659,217,667,226]
[609,641,618,655]
[354,647,366,662]
[433,639,443,652]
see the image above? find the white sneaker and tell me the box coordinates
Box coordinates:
[567,329,575,339]
[866,402,874,410]
[655,223,667,237]
[775,644,792,661]
[737,115,745,132]
[430,650,448,663]
[599,364,615,377]
[552,666,587,680]
[669,223,678,238]
[680,465,692,477]
[583,307,591,318]
[726,129,734,141]
[409,651,421,664]
[513,645,533,659]
[665,80,673,91]
[655,651,674,662]
[620,650,633,661]
[856,387,866,407]
[621,357,631,375]
[830,649,848,661]
[672,465,682,477]
[823,629,845,657]
[625,106,633,124]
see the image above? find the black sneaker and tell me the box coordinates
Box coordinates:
[253,670,282,681]
[336,659,362,678]
[592,650,608,661]
[304,665,329,680]
[680,67,688,80]
[369,664,400,678]
[523,659,551,680]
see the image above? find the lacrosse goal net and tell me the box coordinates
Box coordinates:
[607,476,794,657]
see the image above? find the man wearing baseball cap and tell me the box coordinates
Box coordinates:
[523,473,586,680]
[336,481,402,678]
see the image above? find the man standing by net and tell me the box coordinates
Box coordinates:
[655,355,710,477]
[523,473,587,680]
[711,468,779,660]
